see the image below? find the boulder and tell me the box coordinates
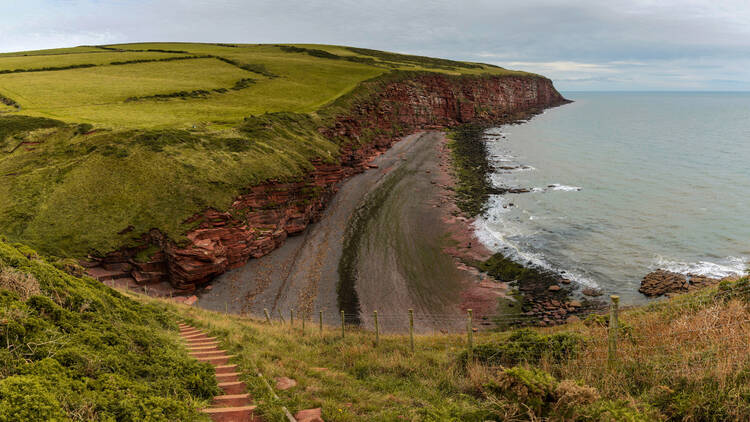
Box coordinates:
[582,288,603,297]
[639,270,721,297]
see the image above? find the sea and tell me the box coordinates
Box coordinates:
[476,92,750,303]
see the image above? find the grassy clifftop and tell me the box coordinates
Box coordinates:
[0,43,533,128]
[0,239,217,420]
[0,43,545,259]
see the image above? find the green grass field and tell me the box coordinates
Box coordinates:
[1,43,525,128]
[0,50,185,72]
[0,42,540,258]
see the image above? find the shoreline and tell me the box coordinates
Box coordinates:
[446,122,607,326]
[192,131,516,332]
[193,123,598,331]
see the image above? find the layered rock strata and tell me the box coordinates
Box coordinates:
[86,73,568,290]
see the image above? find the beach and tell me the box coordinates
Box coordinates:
[196,131,513,331]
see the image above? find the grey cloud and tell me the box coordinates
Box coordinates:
[1,0,749,90]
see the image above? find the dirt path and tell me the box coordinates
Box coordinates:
[197,132,505,330]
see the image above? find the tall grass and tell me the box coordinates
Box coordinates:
[145,277,750,421]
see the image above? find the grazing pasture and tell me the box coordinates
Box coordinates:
[0,43,539,258]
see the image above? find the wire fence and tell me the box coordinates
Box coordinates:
[239,280,750,372]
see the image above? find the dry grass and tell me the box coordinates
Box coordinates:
[130,278,750,420]
[0,267,40,300]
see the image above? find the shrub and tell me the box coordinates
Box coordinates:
[718,277,750,303]
[460,328,583,366]
[577,399,655,422]
[0,115,64,143]
[0,375,67,421]
[0,267,40,300]
[484,366,557,415]
[645,376,750,421]
[0,241,219,420]
[553,380,600,419]
[74,123,93,135]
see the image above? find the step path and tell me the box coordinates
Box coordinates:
[179,323,260,422]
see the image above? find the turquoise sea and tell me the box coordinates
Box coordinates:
[477,92,750,303]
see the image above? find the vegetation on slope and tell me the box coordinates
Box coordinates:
[0,42,545,259]
[155,276,750,421]
[0,239,218,421]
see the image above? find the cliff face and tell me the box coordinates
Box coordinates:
[86,74,568,290]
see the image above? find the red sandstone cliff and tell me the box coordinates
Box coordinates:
[86,73,568,290]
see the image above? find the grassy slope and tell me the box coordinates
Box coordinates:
[155,276,750,421]
[0,43,541,258]
[0,239,219,421]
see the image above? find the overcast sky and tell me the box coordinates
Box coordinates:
[2,0,749,91]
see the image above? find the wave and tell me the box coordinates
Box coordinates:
[473,208,599,288]
[548,184,582,192]
[652,256,747,279]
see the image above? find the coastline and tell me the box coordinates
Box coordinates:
[446,122,606,326]
[193,122,598,331]
[193,131,515,332]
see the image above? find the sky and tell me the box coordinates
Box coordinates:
[2,0,750,91]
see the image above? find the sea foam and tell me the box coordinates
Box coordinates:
[473,208,599,288]
[652,256,747,279]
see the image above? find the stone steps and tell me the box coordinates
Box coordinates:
[179,324,260,422]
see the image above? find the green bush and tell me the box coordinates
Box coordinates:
[0,375,67,421]
[577,399,655,422]
[484,366,557,415]
[460,328,583,366]
[646,376,750,421]
[0,115,64,143]
[718,277,750,303]
[0,240,219,420]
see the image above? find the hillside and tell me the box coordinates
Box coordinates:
[158,274,750,421]
[0,43,566,289]
[0,239,218,421]
[2,232,750,420]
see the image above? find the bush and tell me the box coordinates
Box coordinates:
[553,380,600,419]
[74,123,93,135]
[460,328,583,366]
[0,375,67,421]
[0,267,40,300]
[718,277,750,303]
[484,366,557,415]
[0,240,219,420]
[577,399,655,422]
[646,376,750,421]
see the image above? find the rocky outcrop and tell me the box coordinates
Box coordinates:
[86,73,568,291]
[639,270,728,297]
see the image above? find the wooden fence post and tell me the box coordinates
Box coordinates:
[264,308,271,324]
[608,295,620,368]
[302,311,306,335]
[319,311,323,335]
[340,310,345,339]
[467,309,474,357]
[277,309,285,324]
[374,310,379,347]
[290,309,294,327]
[409,309,415,353]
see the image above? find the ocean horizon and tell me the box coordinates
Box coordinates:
[476,91,750,303]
